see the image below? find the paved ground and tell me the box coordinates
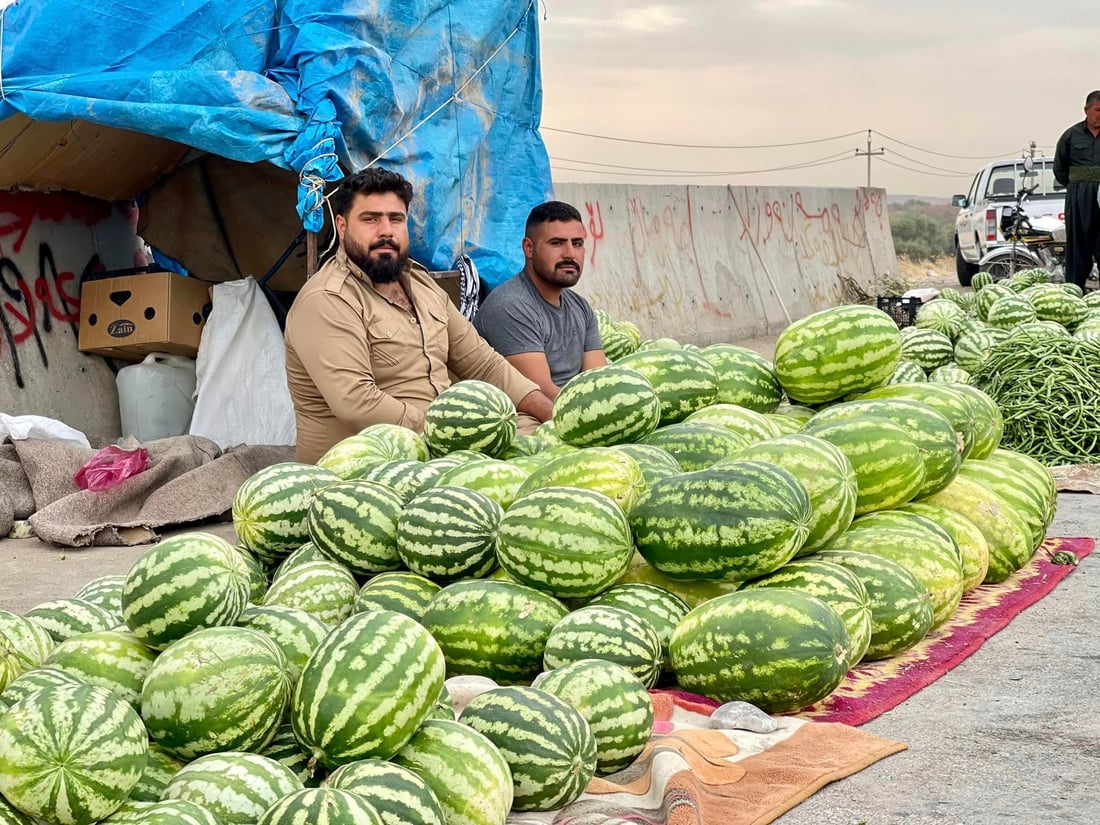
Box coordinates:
[3,494,1097,825]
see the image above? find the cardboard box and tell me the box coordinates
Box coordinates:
[79,272,212,361]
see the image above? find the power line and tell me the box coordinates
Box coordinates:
[878,157,970,178]
[542,126,866,150]
[872,130,1017,160]
[550,155,854,179]
[547,149,855,175]
[878,147,971,176]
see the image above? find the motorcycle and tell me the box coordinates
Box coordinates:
[977,172,1066,282]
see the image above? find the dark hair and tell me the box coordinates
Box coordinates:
[1086,91,1100,107]
[525,201,583,236]
[331,168,414,217]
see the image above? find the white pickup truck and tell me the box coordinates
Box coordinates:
[951,157,1065,286]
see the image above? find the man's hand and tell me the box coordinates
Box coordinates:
[517,389,554,423]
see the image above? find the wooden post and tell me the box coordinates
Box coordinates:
[306,232,318,278]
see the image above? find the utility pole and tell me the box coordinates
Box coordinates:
[854,129,885,187]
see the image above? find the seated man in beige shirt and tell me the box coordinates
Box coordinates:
[284,168,554,463]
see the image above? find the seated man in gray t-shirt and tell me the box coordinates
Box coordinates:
[474,201,608,399]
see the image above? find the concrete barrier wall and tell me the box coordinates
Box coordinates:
[1,192,146,445]
[553,183,896,345]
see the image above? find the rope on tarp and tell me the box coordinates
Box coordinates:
[316,0,537,258]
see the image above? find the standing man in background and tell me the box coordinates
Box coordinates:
[474,201,607,400]
[1054,91,1100,290]
[284,168,553,463]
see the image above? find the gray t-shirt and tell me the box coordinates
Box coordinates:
[474,273,603,387]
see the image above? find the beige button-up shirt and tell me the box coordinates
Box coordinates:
[285,250,540,463]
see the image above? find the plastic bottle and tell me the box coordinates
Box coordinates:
[116,353,198,442]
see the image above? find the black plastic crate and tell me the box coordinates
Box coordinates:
[877,296,920,329]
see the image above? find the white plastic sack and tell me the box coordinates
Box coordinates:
[189,277,296,448]
[0,413,90,448]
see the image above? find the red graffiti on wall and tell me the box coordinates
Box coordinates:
[0,191,113,256]
[584,200,605,266]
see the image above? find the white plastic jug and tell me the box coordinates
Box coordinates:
[116,353,198,442]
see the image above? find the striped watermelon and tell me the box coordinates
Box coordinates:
[100,799,221,825]
[1007,320,1071,341]
[459,686,597,811]
[640,422,753,471]
[325,759,446,825]
[802,416,925,515]
[0,634,20,697]
[423,380,517,458]
[236,546,270,603]
[515,447,646,513]
[834,522,964,629]
[919,476,1032,583]
[359,460,445,502]
[987,448,1057,523]
[914,298,966,339]
[355,572,441,621]
[358,422,431,461]
[256,788,383,825]
[900,327,955,371]
[497,486,634,599]
[25,598,116,643]
[773,305,902,404]
[233,463,340,563]
[307,480,405,575]
[73,574,126,620]
[810,548,934,660]
[122,531,251,649]
[1028,286,1085,326]
[127,743,186,803]
[551,365,661,447]
[807,398,962,498]
[41,628,155,709]
[420,580,567,684]
[986,295,1037,328]
[141,626,291,759]
[392,719,513,825]
[272,540,328,577]
[161,752,302,825]
[263,559,358,625]
[972,271,994,290]
[669,589,850,711]
[436,459,531,510]
[953,328,1009,372]
[976,283,1013,319]
[957,460,1048,550]
[0,684,148,825]
[0,667,83,712]
[588,582,690,671]
[739,435,858,549]
[501,434,550,459]
[889,359,927,383]
[945,383,1003,460]
[684,403,781,443]
[0,610,54,669]
[929,364,970,384]
[631,460,811,581]
[698,343,783,412]
[610,443,682,485]
[543,605,663,688]
[599,324,637,361]
[237,604,331,682]
[899,501,990,591]
[317,434,394,480]
[0,795,32,825]
[396,486,503,582]
[614,348,720,425]
[857,382,978,460]
[292,610,446,767]
[741,558,873,668]
[533,658,654,775]
[260,721,323,787]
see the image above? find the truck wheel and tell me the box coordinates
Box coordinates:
[956,243,979,286]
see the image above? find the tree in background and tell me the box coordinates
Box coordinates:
[890,210,953,260]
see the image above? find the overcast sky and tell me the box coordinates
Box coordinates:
[538,1,1098,197]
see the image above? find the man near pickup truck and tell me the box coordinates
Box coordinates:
[284,168,554,463]
[1054,91,1100,290]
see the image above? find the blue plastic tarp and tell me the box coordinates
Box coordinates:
[0,0,552,286]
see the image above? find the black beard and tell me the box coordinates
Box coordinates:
[346,239,407,284]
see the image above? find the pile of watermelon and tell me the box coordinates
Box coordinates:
[0,301,1061,825]
[897,270,1100,383]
